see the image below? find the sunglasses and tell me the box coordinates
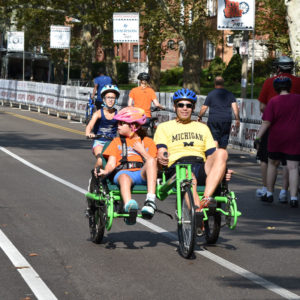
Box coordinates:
[176,103,193,109]
[118,121,129,126]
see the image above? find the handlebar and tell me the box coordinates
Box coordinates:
[86,134,113,140]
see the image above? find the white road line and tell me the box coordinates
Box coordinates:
[0,230,57,300]
[1,146,300,300]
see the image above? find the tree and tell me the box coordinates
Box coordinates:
[255,0,290,55]
[156,0,220,93]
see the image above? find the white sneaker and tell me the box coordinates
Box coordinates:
[256,187,267,197]
[279,190,287,203]
[141,199,156,219]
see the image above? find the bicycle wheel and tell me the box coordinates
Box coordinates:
[177,185,196,258]
[90,206,105,244]
[204,208,221,244]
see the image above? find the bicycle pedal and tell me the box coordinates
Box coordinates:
[195,212,204,229]
[125,209,137,225]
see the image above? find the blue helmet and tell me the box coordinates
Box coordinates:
[172,88,197,103]
[273,76,292,93]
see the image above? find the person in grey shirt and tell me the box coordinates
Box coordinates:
[198,76,240,149]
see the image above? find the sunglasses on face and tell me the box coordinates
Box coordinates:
[176,103,193,109]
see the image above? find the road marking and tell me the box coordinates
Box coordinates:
[1,146,300,300]
[0,230,58,300]
[4,112,85,136]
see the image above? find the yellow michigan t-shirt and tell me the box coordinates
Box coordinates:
[154,119,216,166]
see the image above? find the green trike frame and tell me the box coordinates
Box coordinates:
[85,162,241,259]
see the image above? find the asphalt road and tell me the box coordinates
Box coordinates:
[1,105,300,300]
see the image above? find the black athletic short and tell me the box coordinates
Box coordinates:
[256,129,269,163]
[207,121,231,149]
[165,156,207,185]
[268,152,300,162]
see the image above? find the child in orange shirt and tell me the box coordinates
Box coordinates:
[98,107,158,224]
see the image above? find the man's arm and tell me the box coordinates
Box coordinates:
[256,120,271,140]
[91,84,98,99]
[198,105,208,121]
[152,98,165,110]
[231,102,240,128]
[128,97,134,106]
[260,102,266,113]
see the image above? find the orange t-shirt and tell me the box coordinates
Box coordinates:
[129,86,157,117]
[103,136,157,171]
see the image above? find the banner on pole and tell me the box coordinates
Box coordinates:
[7,32,24,51]
[50,26,71,49]
[113,13,139,43]
[217,0,255,30]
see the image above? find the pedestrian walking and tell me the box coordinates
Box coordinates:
[198,76,240,149]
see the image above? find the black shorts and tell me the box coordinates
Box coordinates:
[256,129,269,163]
[207,121,231,149]
[165,156,207,185]
[268,152,300,162]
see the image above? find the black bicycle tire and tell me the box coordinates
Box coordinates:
[204,209,221,244]
[91,207,105,244]
[177,185,196,258]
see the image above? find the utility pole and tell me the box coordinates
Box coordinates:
[241,31,249,99]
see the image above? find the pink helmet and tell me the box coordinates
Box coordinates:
[114,107,147,125]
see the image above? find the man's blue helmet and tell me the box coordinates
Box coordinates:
[172,88,197,103]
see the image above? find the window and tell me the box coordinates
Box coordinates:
[206,41,215,60]
[133,45,140,59]
[207,0,216,17]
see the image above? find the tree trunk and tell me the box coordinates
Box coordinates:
[104,47,118,83]
[285,0,300,74]
[182,36,203,94]
[80,25,93,81]
[149,58,161,91]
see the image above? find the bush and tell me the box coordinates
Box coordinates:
[160,67,183,85]
[223,53,242,83]
[116,62,129,84]
[208,56,226,78]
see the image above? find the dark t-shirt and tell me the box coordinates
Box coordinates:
[94,75,113,101]
[204,88,236,122]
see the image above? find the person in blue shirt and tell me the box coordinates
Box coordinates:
[198,76,240,149]
[91,67,113,108]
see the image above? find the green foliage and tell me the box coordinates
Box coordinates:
[116,62,129,84]
[160,67,183,85]
[223,54,242,84]
[255,0,291,54]
[208,56,226,78]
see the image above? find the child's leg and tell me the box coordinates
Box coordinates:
[93,145,103,170]
[117,173,133,207]
[140,157,157,194]
[140,157,157,218]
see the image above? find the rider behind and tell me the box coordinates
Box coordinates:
[86,85,120,172]
[91,66,113,108]
[98,107,158,223]
[154,88,228,212]
[128,72,165,127]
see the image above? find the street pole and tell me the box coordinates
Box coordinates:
[241,31,249,99]
[251,29,255,99]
